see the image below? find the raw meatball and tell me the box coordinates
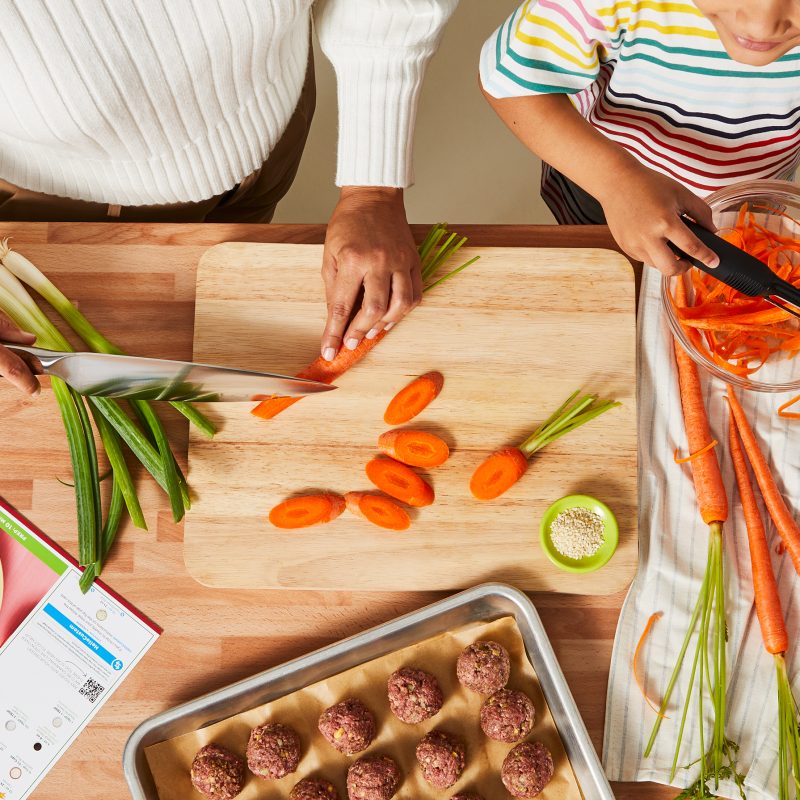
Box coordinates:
[387,667,443,724]
[480,689,536,743]
[346,755,401,800]
[415,729,466,789]
[246,722,301,780]
[289,778,340,800]
[456,641,510,695]
[451,793,484,800]
[318,698,376,754]
[501,742,554,798]
[190,743,246,800]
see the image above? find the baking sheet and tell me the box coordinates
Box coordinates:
[144,617,582,800]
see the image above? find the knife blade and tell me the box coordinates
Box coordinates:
[1,344,335,402]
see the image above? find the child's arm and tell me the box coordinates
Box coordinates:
[482,90,719,275]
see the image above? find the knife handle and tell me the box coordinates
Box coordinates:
[670,217,775,297]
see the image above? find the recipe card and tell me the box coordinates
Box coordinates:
[0,497,160,799]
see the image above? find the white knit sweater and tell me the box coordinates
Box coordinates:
[0,0,457,205]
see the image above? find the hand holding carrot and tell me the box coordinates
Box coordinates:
[320,186,422,361]
[0,313,39,395]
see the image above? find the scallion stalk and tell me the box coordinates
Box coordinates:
[0,238,215,437]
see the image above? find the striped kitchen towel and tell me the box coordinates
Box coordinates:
[603,264,800,800]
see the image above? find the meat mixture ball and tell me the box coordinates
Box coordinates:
[387,666,443,724]
[190,743,246,800]
[456,641,510,695]
[346,755,402,800]
[415,729,466,789]
[289,778,340,800]
[480,688,536,743]
[318,698,377,755]
[246,722,301,780]
[501,742,554,798]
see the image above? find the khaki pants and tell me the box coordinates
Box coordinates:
[0,54,315,224]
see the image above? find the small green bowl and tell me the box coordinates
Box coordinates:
[539,494,619,574]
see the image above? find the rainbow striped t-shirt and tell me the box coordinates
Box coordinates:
[479,0,800,224]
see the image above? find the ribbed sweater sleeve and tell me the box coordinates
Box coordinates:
[315,0,458,188]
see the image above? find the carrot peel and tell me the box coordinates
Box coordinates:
[673,439,718,464]
[777,393,800,420]
[633,612,668,718]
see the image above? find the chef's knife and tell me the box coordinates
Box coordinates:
[0,344,335,402]
[673,216,800,318]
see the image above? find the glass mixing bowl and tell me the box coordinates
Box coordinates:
[661,179,800,393]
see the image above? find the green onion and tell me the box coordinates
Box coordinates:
[79,477,125,593]
[0,238,215,437]
[0,244,205,590]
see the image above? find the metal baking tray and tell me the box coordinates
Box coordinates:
[123,582,614,799]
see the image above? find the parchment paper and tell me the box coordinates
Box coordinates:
[145,617,582,800]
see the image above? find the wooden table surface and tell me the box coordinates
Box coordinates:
[0,222,670,800]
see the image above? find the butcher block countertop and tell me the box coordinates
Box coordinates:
[0,222,669,800]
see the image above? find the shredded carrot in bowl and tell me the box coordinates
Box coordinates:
[673,203,800,389]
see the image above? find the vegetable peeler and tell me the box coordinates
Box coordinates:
[0,343,336,402]
[675,217,800,319]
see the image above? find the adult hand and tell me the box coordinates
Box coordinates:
[598,162,719,276]
[0,314,40,395]
[320,186,422,361]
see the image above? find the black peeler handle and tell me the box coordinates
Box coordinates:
[670,217,779,297]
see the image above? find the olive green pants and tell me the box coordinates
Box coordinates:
[0,55,315,224]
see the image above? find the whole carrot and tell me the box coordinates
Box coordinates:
[729,409,800,800]
[646,274,738,795]
[673,276,728,525]
[729,415,787,654]
[727,384,800,575]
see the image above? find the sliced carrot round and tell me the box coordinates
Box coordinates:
[378,429,450,468]
[365,457,434,507]
[384,371,444,425]
[469,447,529,501]
[269,493,345,529]
[345,492,411,531]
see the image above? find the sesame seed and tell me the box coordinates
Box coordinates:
[549,507,605,560]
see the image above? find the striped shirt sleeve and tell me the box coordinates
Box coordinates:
[480,0,622,98]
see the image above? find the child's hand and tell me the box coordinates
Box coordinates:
[599,163,720,276]
[0,314,40,395]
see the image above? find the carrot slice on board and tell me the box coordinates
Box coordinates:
[365,457,434,507]
[633,612,668,717]
[469,447,529,501]
[384,371,444,425]
[269,493,345,529]
[345,492,411,531]
[378,429,450,468]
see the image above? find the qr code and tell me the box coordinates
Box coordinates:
[78,678,105,703]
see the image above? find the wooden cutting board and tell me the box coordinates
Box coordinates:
[184,243,638,593]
